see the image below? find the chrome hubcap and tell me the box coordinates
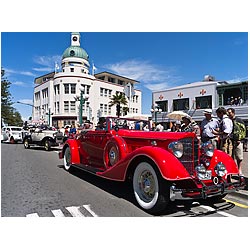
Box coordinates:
[138,171,155,201]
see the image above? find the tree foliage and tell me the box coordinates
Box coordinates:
[109,92,128,117]
[1,68,23,126]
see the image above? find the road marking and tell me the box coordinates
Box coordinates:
[51,209,66,217]
[26,213,39,217]
[25,204,98,217]
[82,204,98,217]
[66,206,86,217]
[200,205,237,217]
[224,199,248,209]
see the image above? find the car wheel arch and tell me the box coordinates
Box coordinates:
[62,141,80,164]
[126,155,162,182]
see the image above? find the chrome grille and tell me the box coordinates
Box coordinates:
[179,138,199,175]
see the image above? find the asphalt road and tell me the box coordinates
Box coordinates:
[1,143,248,217]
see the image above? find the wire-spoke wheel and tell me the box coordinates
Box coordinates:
[133,161,169,214]
[44,140,51,151]
[23,139,30,149]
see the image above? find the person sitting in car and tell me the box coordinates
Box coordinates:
[181,115,200,139]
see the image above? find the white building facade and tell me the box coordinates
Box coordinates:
[152,75,248,127]
[32,32,141,128]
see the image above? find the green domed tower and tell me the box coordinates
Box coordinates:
[61,32,90,74]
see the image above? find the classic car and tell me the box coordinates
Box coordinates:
[23,128,64,151]
[1,126,23,143]
[59,117,245,214]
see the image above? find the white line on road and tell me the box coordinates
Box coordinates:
[82,204,98,217]
[26,213,39,217]
[51,209,66,217]
[200,205,237,217]
[66,206,86,217]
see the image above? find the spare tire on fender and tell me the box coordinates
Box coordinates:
[103,137,127,169]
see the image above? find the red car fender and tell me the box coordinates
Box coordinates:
[103,137,128,169]
[63,139,81,164]
[209,149,239,174]
[99,146,191,181]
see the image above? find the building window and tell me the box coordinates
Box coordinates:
[173,98,189,111]
[100,88,104,97]
[64,101,69,112]
[70,68,74,72]
[57,102,59,113]
[118,79,124,85]
[104,89,108,97]
[195,96,212,109]
[70,101,76,112]
[86,86,90,94]
[42,88,48,98]
[98,76,105,80]
[109,90,112,97]
[108,105,111,115]
[104,104,107,115]
[71,84,76,94]
[54,85,60,95]
[108,77,115,83]
[156,100,168,112]
[64,84,69,94]
[100,103,104,113]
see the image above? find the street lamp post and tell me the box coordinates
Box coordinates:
[46,107,53,127]
[79,86,89,126]
[150,106,162,124]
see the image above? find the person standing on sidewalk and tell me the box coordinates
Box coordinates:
[200,109,219,148]
[212,107,233,154]
[227,107,246,176]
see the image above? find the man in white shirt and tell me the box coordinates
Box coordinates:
[200,109,219,148]
[212,107,233,154]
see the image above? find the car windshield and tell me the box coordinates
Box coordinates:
[108,117,150,131]
[11,128,22,131]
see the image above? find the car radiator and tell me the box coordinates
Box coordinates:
[179,138,199,175]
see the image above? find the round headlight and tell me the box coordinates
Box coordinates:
[168,141,184,158]
[201,141,214,157]
[214,162,227,177]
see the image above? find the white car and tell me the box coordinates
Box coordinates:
[1,130,8,142]
[1,126,23,143]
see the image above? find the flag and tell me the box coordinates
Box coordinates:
[92,63,97,75]
[55,62,60,72]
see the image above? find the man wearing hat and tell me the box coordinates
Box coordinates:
[181,115,200,139]
[200,109,219,148]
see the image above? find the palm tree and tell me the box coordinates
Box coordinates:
[109,92,128,117]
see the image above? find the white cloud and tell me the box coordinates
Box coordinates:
[32,67,53,72]
[12,81,26,86]
[4,68,36,77]
[33,55,61,71]
[104,59,181,91]
[227,76,248,84]
[17,99,33,105]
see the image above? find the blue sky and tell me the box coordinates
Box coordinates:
[1,32,248,120]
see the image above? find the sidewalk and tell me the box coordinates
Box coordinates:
[236,151,248,197]
[242,151,248,178]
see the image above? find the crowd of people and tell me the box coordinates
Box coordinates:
[227,96,243,106]
[169,107,246,177]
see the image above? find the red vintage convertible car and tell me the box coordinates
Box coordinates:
[59,117,245,214]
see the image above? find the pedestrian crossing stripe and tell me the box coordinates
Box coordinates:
[26,204,98,217]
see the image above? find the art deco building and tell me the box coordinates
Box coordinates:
[33,32,141,128]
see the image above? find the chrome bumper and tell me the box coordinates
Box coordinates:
[170,177,246,201]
